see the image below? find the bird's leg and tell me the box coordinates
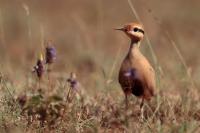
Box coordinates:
[140,97,144,120]
[125,93,129,127]
[67,87,72,102]
[125,93,128,110]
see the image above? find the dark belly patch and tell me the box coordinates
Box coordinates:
[131,79,144,97]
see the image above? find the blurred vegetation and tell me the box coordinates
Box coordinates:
[0,0,200,132]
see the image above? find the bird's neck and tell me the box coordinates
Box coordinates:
[128,40,141,57]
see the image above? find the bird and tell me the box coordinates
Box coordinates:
[116,22,156,116]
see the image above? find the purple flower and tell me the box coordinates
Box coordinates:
[45,44,56,64]
[33,56,45,79]
[67,79,78,90]
[67,73,79,91]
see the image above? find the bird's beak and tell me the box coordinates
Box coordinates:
[114,27,124,31]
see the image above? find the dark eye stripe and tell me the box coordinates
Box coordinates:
[138,29,144,34]
[133,28,144,34]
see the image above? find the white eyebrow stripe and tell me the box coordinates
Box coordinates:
[132,27,144,34]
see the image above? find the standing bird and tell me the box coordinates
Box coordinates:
[116,22,156,115]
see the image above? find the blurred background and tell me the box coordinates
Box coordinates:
[0,0,199,95]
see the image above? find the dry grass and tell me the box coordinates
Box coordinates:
[0,0,200,132]
[0,71,200,133]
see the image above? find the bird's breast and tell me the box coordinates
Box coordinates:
[118,54,156,99]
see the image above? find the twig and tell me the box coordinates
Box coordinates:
[165,31,197,90]
[107,44,122,84]
[47,64,52,92]
[0,9,6,56]
[40,24,45,53]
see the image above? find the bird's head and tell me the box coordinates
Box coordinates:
[115,22,144,42]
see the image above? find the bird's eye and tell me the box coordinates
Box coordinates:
[133,28,139,32]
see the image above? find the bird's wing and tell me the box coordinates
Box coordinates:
[137,58,156,98]
[118,61,144,95]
